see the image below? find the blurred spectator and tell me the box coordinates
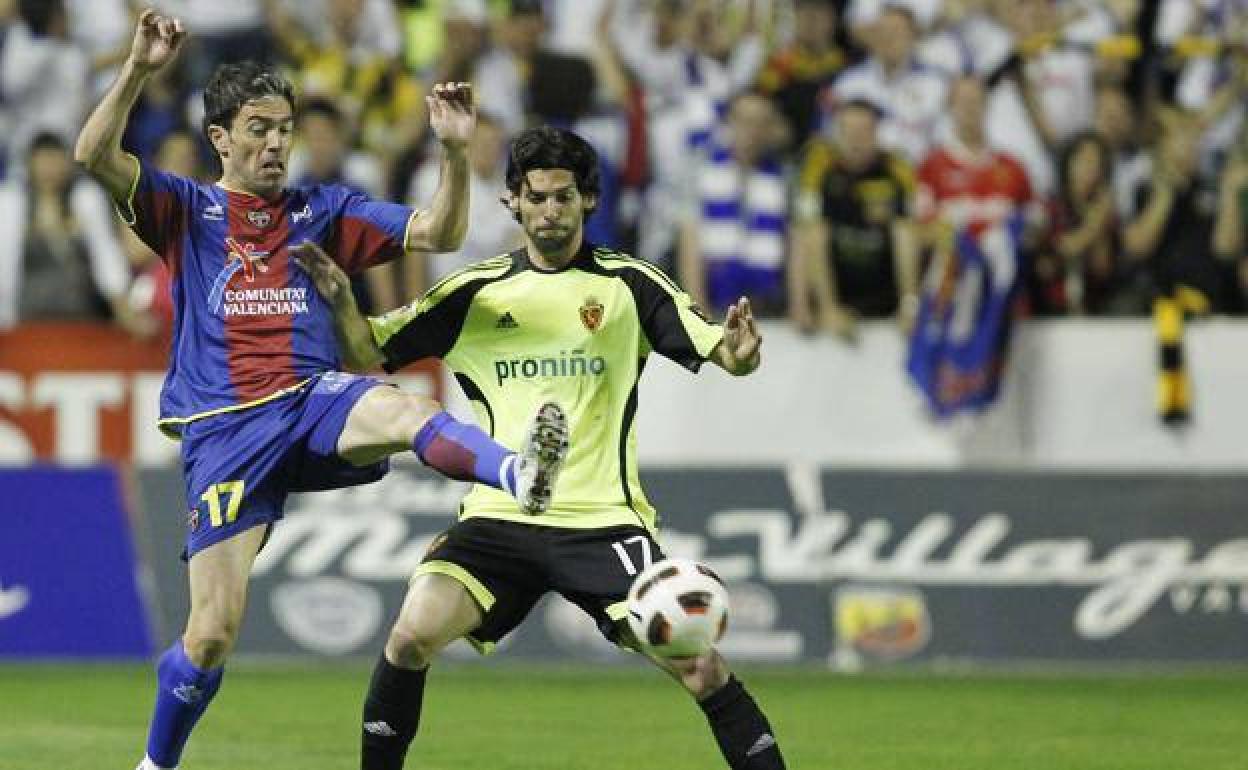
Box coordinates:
[1212,124,1248,302]
[288,96,395,312]
[65,0,136,97]
[1034,131,1144,315]
[1,0,90,177]
[830,3,949,164]
[970,0,1096,197]
[154,0,273,85]
[1095,81,1155,221]
[0,132,135,330]
[269,0,423,180]
[756,0,846,151]
[396,0,465,74]
[914,0,1014,77]
[610,0,767,267]
[429,0,526,138]
[1123,111,1245,314]
[846,0,943,44]
[1078,0,1150,91]
[496,0,547,102]
[790,99,918,337]
[678,91,789,316]
[917,75,1039,254]
[289,96,384,196]
[405,110,522,294]
[279,0,402,59]
[1154,0,1238,111]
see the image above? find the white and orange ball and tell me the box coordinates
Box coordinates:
[626,558,729,658]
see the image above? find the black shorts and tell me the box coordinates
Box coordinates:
[414,517,665,653]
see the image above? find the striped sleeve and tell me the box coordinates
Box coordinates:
[596,251,724,372]
[116,154,195,266]
[324,184,416,274]
[368,256,513,371]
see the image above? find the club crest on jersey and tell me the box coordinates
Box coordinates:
[225,237,270,281]
[207,238,271,313]
[579,297,604,332]
[247,209,272,228]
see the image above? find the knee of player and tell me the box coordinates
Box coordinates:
[386,623,449,668]
[389,394,445,440]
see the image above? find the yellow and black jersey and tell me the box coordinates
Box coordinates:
[796,139,915,315]
[369,243,724,533]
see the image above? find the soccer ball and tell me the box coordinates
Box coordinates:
[626,558,729,658]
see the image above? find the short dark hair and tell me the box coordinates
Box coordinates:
[202,61,296,141]
[838,98,882,120]
[505,126,600,208]
[298,96,345,127]
[28,131,68,154]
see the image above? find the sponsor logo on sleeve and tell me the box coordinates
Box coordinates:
[291,203,314,224]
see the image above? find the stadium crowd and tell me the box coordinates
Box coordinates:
[1,0,1247,339]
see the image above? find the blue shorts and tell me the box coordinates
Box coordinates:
[180,372,389,558]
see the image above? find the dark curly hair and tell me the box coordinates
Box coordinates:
[505,126,600,219]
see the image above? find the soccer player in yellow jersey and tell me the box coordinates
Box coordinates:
[296,126,785,770]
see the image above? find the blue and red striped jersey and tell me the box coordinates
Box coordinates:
[121,160,414,436]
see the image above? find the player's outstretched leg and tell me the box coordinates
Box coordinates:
[412,400,568,513]
[338,388,568,514]
[655,649,787,769]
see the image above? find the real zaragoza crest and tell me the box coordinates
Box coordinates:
[579,296,604,332]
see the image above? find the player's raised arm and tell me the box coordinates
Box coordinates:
[405,82,475,253]
[709,297,763,376]
[74,10,186,200]
[292,242,385,371]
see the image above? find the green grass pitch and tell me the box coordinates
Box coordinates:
[1,663,1245,769]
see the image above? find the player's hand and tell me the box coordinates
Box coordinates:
[129,9,186,73]
[292,241,351,306]
[722,297,762,372]
[427,82,476,150]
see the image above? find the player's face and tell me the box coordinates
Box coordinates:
[217,96,294,198]
[515,169,595,257]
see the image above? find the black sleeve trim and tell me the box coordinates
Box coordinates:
[381,254,524,370]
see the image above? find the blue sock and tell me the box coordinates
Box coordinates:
[412,411,517,495]
[145,639,225,768]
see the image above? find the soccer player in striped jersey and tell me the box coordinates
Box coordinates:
[299,126,786,770]
[74,12,568,770]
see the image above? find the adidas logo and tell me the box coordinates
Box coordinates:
[363,721,398,737]
[495,312,519,329]
[172,683,204,704]
[746,733,776,757]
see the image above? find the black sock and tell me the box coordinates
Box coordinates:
[361,655,428,770]
[699,675,786,770]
